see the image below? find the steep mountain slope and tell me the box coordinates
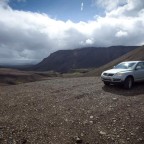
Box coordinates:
[33,46,138,72]
[86,45,144,76]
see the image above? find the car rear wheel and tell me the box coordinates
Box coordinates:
[124,77,133,89]
[104,81,110,86]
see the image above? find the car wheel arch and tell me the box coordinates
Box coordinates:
[125,75,134,82]
[124,75,134,89]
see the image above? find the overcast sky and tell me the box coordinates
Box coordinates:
[0,0,144,64]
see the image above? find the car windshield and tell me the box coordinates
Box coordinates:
[114,62,136,69]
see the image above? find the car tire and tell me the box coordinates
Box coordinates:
[124,77,133,89]
[104,81,110,86]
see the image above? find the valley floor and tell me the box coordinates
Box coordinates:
[0,77,144,144]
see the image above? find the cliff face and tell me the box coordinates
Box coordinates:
[33,46,138,72]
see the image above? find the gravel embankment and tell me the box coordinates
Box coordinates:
[0,77,144,144]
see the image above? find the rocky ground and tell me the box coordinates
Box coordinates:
[0,77,144,144]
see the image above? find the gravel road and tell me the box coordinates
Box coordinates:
[0,77,144,144]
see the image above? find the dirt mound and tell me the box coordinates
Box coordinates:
[0,68,42,85]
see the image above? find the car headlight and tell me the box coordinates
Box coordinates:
[115,72,124,77]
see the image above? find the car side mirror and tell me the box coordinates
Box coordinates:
[136,66,141,70]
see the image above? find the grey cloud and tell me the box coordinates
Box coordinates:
[0,21,51,59]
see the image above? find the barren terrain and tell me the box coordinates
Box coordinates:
[0,77,144,144]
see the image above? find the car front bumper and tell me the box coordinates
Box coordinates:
[101,75,125,83]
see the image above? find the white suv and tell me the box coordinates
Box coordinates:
[101,61,144,89]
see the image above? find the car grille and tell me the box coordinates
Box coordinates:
[113,78,121,82]
[103,78,111,81]
[103,73,114,76]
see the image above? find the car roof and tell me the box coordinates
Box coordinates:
[122,61,142,63]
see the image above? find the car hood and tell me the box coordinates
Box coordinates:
[103,69,132,74]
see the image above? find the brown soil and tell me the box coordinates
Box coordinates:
[0,77,144,144]
[0,68,60,86]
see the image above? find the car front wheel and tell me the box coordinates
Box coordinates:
[124,77,133,89]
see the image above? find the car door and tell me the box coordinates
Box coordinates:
[134,62,144,81]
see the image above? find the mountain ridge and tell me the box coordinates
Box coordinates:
[33,46,139,72]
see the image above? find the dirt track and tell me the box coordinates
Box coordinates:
[0,77,144,144]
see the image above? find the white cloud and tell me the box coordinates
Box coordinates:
[0,0,144,64]
[0,0,11,9]
[86,39,94,45]
[80,38,94,46]
[115,30,128,37]
[81,2,84,11]
[107,0,144,17]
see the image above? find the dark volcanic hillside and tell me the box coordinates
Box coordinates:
[87,45,144,76]
[33,46,138,72]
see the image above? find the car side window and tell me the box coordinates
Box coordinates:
[137,62,144,69]
[142,62,144,69]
